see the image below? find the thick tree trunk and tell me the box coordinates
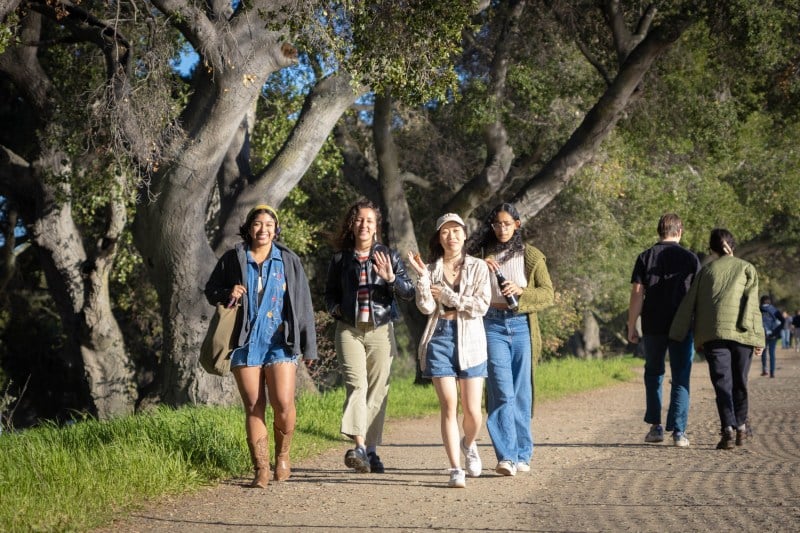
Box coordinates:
[133,49,353,407]
[372,92,426,353]
[134,139,242,406]
[32,164,136,418]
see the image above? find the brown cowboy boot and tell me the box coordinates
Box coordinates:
[273,425,294,481]
[248,435,270,488]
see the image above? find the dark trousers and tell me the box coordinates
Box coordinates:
[703,340,753,429]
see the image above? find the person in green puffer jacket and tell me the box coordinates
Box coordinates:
[669,228,765,451]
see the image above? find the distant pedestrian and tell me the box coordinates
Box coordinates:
[670,228,764,449]
[759,296,783,377]
[780,310,792,349]
[792,311,800,352]
[627,213,701,447]
[407,213,491,488]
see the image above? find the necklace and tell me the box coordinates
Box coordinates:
[442,258,462,283]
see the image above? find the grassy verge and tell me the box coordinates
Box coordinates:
[0,355,639,531]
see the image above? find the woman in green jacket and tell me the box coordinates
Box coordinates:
[669,229,764,450]
[469,203,554,476]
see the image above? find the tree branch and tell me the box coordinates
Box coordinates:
[0,11,53,116]
[333,120,381,201]
[218,72,359,247]
[151,0,223,71]
[512,18,694,222]
[445,0,524,216]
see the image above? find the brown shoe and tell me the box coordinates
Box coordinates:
[735,426,752,446]
[716,427,735,450]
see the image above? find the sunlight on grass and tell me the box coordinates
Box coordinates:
[537,356,639,401]
[0,355,640,531]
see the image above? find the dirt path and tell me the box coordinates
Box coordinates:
[101,348,800,532]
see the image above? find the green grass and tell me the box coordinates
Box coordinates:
[0,355,639,531]
[536,355,639,401]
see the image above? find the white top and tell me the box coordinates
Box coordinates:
[415,255,491,371]
[490,252,527,305]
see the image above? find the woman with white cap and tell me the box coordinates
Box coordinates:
[407,213,491,488]
[205,205,316,487]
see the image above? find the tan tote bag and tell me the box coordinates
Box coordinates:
[199,304,243,376]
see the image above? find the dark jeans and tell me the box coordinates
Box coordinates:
[703,340,753,429]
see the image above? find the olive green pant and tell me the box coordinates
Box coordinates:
[336,321,396,446]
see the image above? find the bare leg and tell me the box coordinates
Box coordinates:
[265,362,297,432]
[433,376,461,469]
[233,366,268,443]
[459,377,484,447]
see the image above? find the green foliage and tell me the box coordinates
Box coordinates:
[0,16,20,55]
[293,1,473,105]
[538,288,583,359]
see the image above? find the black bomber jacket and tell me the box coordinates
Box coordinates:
[324,243,415,327]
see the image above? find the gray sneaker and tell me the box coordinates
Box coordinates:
[460,437,482,477]
[644,424,664,443]
[448,468,466,488]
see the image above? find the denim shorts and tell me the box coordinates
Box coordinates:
[424,319,487,379]
[230,343,298,369]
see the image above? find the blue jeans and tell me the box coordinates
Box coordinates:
[762,337,777,375]
[642,333,694,433]
[484,309,532,464]
[424,319,487,379]
[781,329,791,349]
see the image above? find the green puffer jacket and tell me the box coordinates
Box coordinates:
[669,256,764,348]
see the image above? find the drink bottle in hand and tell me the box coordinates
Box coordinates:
[495,271,519,311]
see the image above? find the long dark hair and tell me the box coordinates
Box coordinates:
[332,199,383,251]
[469,202,525,260]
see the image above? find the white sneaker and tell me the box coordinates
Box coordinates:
[495,460,517,476]
[673,431,690,447]
[460,437,482,477]
[516,462,531,472]
[448,468,466,488]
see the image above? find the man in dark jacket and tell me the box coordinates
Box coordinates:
[627,214,701,447]
[793,310,800,352]
[759,295,783,377]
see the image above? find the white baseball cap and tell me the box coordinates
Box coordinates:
[435,213,466,231]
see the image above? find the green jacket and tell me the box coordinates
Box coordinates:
[517,245,555,365]
[669,256,764,348]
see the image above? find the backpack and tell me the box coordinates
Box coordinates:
[761,306,782,338]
